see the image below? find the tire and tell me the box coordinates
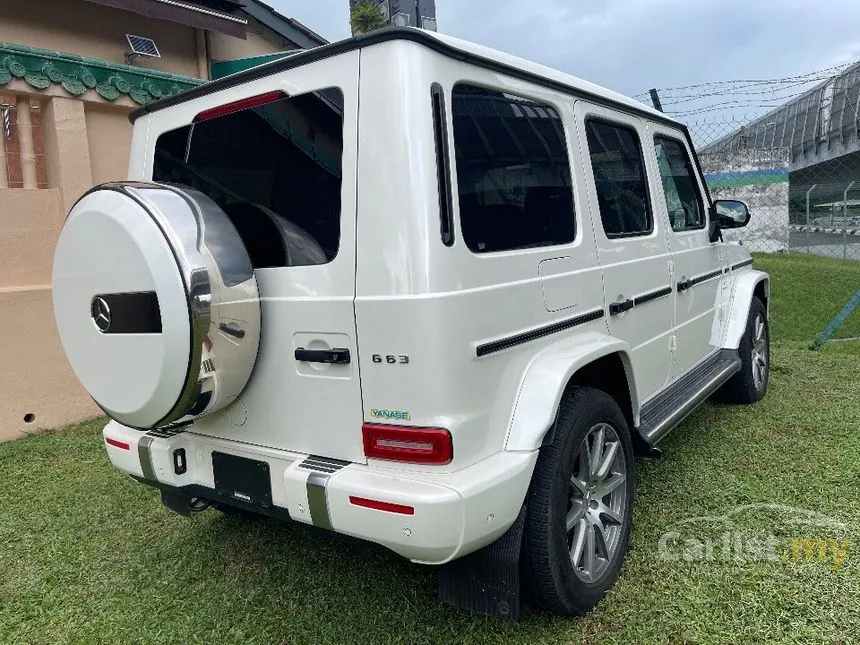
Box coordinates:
[522,387,635,616]
[716,296,769,404]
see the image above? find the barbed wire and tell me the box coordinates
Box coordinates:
[631,62,855,100]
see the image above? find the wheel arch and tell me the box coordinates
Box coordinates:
[721,270,770,350]
[504,333,639,453]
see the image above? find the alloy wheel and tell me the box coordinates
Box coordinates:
[566,422,628,583]
[751,313,768,391]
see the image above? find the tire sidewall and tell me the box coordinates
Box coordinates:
[527,388,635,614]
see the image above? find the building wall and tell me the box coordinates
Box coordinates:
[85,104,133,184]
[0,92,103,442]
[209,16,290,62]
[0,93,141,442]
[0,0,204,78]
[0,1,296,442]
[701,148,791,253]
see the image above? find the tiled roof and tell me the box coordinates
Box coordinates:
[0,42,202,105]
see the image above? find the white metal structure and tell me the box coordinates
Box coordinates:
[52,28,770,620]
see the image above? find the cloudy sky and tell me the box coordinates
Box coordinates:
[270,0,860,121]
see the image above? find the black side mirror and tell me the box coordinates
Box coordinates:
[712,199,751,228]
[709,199,750,242]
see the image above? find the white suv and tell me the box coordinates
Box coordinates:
[52,28,770,619]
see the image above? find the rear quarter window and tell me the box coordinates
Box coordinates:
[451,84,575,254]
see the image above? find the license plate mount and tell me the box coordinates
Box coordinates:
[212,452,273,508]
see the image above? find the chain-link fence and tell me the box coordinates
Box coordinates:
[635,62,860,260]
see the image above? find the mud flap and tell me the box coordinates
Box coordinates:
[160,489,197,516]
[438,505,526,620]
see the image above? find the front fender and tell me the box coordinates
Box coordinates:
[504,332,638,452]
[721,270,769,350]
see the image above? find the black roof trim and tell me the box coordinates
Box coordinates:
[130,28,683,129]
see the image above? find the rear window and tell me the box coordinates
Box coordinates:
[451,84,575,254]
[153,88,344,268]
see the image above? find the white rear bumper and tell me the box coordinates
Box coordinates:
[102,420,538,564]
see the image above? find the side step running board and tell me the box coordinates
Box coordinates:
[638,349,741,447]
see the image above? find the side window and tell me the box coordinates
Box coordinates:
[654,136,705,231]
[585,119,653,238]
[451,84,575,253]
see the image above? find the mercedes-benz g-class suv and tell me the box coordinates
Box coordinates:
[52,28,770,620]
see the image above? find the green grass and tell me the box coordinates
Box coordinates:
[752,252,860,341]
[1,253,859,644]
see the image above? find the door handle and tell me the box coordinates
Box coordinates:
[609,299,634,315]
[677,278,692,292]
[295,347,351,365]
[218,323,246,339]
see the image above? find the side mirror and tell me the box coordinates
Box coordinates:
[712,199,751,229]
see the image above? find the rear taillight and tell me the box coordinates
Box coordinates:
[362,423,453,465]
[193,90,287,123]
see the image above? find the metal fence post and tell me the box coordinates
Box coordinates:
[844,230,848,259]
[844,181,855,224]
[806,184,817,253]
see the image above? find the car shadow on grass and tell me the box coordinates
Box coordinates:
[168,501,570,640]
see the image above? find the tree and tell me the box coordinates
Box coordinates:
[350,1,387,36]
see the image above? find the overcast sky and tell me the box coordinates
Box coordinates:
[271,0,860,119]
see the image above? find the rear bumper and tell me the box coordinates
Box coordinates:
[103,420,538,564]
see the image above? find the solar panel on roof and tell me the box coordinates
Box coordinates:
[126,35,161,59]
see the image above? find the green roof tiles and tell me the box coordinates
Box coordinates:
[0,42,203,105]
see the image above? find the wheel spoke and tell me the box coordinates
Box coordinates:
[566,500,586,531]
[570,474,588,495]
[598,502,623,526]
[755,317,764,343]
[583,523,596,576]
[593,521,610,558]
[754,360,766,386]
[590,426,605,477]
[594,472,625,497]
[577,446,592,482]
[570,518,587,566]
[595,440,618,480]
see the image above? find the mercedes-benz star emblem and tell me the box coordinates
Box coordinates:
[91,296,112,332]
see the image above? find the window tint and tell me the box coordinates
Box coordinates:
[153,88,344,267]
[654,136,705,231]
[585,119,652,238]
[451,84,575,253]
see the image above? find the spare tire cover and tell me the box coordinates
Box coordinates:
[52,182,261,429]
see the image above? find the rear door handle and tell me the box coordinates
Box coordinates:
[294,347,351,365]
[609,299,634,315]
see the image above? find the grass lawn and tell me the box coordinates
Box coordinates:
[1,253,859,644]
[752,251,860,341]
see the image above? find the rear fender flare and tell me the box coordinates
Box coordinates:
[721,270,770,350]
[504,332,638,453]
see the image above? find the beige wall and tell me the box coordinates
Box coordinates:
[85,105,133,185]
[0,288,99,442]
[0,188,61,289]
[0,0,203,78]
[0,107,100,442]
